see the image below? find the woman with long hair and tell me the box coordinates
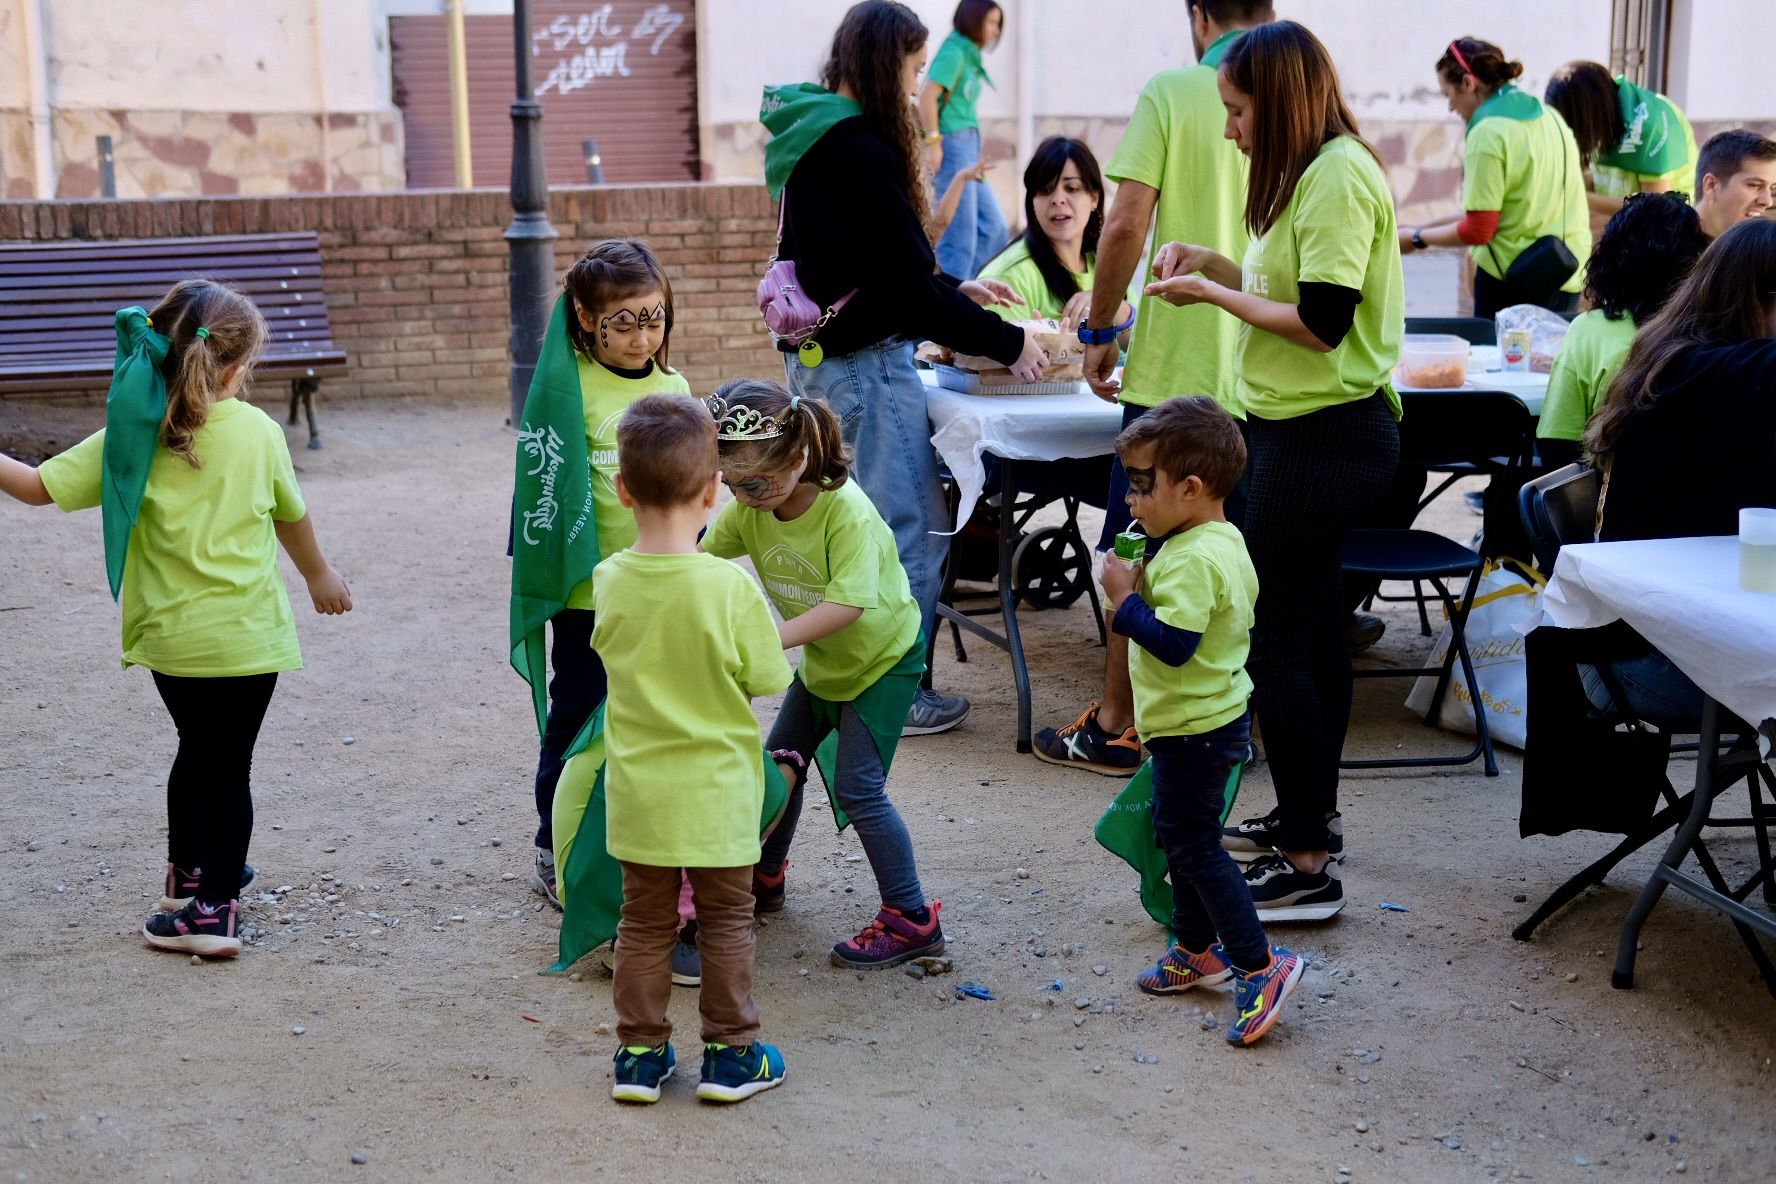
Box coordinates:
[1545,59,1698,219]
[919,0,1007,279]
[1398,38,1591,317]
[1537,192,1708,467]
[758,0,1045,737]
[1571,218,1776,719]
[1141,20,1403,922]
[977,135,1133,332]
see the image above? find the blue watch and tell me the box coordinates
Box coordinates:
[1078,310,1136,346]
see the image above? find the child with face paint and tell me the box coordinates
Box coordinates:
[525,240,693,957]
[700,378,945,970]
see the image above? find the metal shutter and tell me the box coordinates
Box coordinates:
[391,2,700,188]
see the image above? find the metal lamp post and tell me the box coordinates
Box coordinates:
[506,0,559,428]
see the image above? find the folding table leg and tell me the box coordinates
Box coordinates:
[999,459,1033,753]
[1512,791,1692,941]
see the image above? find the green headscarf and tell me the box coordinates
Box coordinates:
[509,295,600,748]
[100,307,171,600]
[760,82,862,199]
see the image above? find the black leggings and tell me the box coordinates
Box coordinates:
[1244,395,1400,853]
[532,609,606,851]
[152,671,278,905]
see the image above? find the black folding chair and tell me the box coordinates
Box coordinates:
[1509,466,1776,979]
[1339,528,1497,775]
[1405,315,1496,346]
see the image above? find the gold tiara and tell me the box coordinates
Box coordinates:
[705,393,797,441]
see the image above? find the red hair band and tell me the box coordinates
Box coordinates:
[1448,40,1475,79]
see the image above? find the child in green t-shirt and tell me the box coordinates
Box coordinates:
[701,379,945,971]
[526,238,691,919]
[591,394,794,1105]
[1097,397,1303,1047]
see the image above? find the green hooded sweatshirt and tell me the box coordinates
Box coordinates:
[760,82,861,199]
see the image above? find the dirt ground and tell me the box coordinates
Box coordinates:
[2,396,1773,1184]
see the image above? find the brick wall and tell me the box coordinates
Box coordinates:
[0,184,782,401]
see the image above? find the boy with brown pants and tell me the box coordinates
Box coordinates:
[591,394,794,1103]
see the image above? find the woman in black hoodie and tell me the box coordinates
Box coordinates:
[761,0,1046,735]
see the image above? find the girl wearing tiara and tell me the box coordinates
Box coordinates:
[702,379,944,969]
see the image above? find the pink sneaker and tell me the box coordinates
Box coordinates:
[830,901,945,969]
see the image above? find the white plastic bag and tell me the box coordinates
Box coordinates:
[1404,559,1545,751]
[1492,305,1570,373]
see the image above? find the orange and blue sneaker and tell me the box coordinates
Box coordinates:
[1226,946,1304,1047]
[1135,942,1233,995]
[830,901,944,969]
[697,1042,786,1103]
[611,1042,676,1103]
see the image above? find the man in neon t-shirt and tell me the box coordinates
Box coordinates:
[1037,0,1272,777]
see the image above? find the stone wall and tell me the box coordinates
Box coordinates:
[0,183,782,402]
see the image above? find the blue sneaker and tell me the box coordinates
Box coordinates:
[1226,946,1304,1047]
[696,1042,786,1103]
[611,1043,676,1103]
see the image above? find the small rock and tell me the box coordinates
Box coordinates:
[401,878,413,886]
[1091,1064,1103,1074]
[904,963,926,979]
[1513,893,1528,903]
[1565,972,1579,983]
[1073,1016,1086,1027]
[25,842,39,852]
[456,817,468,825]
[1092,964,1108,977]
[1355,1120,1369,1133]
[501,872,517,881]
[1443,1137,1463,1151]
[594,1022,611,1036]
[1357,1073,1370,1084]
[190,955,201,965]
[291,1026,306,1036]
[1015,867,1031,879]
[342,737,356,746]
[181,1054,191,1062]
[1074,996,1092,1010]
[430,857,444,866]
[350,1152,367,1165]
[1361,1050,1382,1063]
[490,837,503,847]
[1674,1160,1686,1174]
[1491,1140,1506,1153]
[322,846,337,853]
[1573,1155,1589,1167]
[1508,1000,1526,1012]
[450,915,465,923]
[1200,1015,1217,1030]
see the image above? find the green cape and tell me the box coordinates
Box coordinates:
[1197,28,1242,68]
[760,83,862,199]
[1094,758,1243,933]
[802,640,925,832]
[1598,77,1685,175]
[100,307,171,600]
[547,705,791,972]
[509,296,599,750]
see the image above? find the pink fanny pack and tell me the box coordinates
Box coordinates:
[758,194,855,348]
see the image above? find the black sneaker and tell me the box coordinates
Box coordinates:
[1243,854,1345,921]
[1347,611,1386,654]
[1220,810,1344,863]
[1033,701,1142,776]
[144,898,243,957]
[611,1043,676,1104]
[159,863,258,912]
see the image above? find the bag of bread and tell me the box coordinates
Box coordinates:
[952,318,1080,378]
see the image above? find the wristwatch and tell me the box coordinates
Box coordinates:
[1410,228,1427,251]
[1078,310,1137,346]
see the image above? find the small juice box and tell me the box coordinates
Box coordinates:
[1113,530,1147,568]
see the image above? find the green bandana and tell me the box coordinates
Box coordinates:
[1198,28,1243,68]
[1467,84,1542,131]
[547,705,791,972]
[1598,76,1684,176]
[1094,759,1243,934]
[100,307,171,601]
[509,295,599,746]
[760,82,862,199]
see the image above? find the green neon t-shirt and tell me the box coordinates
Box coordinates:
[977,239,1095,321]
[1236,136,1404,421]
[39,398,308,676]
[1462,88,1593,293]
[1537,308,1638,444]
[1105,31,1250,415]
[1591,79,1698,200]
[703,480,921,703]
[591,550,793,867]
[1128,521,1256,740]
[563,358,692,611]
[928,31,992,134]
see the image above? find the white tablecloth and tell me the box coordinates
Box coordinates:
[922,370,1124,533]
[1397,345,1549,416]
[1536,536,1776,736]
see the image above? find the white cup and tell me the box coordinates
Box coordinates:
[1741,507,1776,594]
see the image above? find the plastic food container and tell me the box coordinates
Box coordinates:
[1396,334,1470,389]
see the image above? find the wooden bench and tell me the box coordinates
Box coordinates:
[0,232,348,449]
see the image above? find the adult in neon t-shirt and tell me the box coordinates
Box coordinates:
[977,136,1134,328]
[1538,192,1707,467]
[1035,0,1270,779]
[1693,129,1776,240]
[919,0,1006,280]
[1544,60,1698,219]
[1142,21,1404,924]
[1399,38,1591,318]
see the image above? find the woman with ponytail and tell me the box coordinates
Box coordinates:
[1399,37,1592,317]
[702,378,945,970]
[0,279,352,958]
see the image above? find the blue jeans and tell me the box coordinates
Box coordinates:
[933,127,1008,280]
[1147,713,1270,971]
[785,340,947,651]
[762,680,925,911]
[1579,653,1705,722]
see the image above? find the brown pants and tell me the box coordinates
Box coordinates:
[614,862,760,1048]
